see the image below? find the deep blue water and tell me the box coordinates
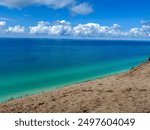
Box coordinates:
[0,38,150,102]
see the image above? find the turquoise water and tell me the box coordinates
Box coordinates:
[0,38,150,102]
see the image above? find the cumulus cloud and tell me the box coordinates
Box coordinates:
[28,20,150,38]
[0,21,6,26]
[6,25,25,33]
[0,20,150,39]
[0,0,93,15]
[127,20,150,38]
[129,25,150,38]
[28,21,128,38]
[73,23,103,36]
[29,20,72,36]
[72,23,122,37]
[71,2,93,15]
[29,21,123,37]
[29,21,50,34]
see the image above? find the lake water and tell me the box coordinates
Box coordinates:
[0,38,150,102]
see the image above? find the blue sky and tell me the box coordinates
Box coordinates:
[0,0,150,38]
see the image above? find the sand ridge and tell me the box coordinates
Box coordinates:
[0,61,150,113]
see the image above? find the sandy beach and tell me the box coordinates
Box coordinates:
[0,61,150,113]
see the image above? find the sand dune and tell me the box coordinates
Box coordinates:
[0,61,150,113]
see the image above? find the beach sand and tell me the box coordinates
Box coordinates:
[0,61,150,113]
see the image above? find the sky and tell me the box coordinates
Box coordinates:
[0,0,150,39]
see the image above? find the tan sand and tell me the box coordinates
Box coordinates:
[0,61,150,113]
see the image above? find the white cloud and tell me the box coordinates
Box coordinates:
[0,0,93,15]
[71,2,93,15]
[6,25,25,33]
[0,21,6,26]
[28,20,150,38]
[73,23,102,36]
[0,0,75,8]
[127,20,150,38]
[28,21,127,38]
[0,20,150,39]
[49,20,72,35]
[129,25,150,38]
[72,23,122,37]
[29,20,72,36]
[29,21,50,34]
[129,28,144,37]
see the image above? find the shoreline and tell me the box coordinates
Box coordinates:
[0,61,150,112]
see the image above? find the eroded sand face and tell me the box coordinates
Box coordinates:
[0,62,150,113]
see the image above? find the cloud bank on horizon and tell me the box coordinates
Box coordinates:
[0,20,150,39]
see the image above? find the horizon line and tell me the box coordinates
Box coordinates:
[0,36,150,42]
